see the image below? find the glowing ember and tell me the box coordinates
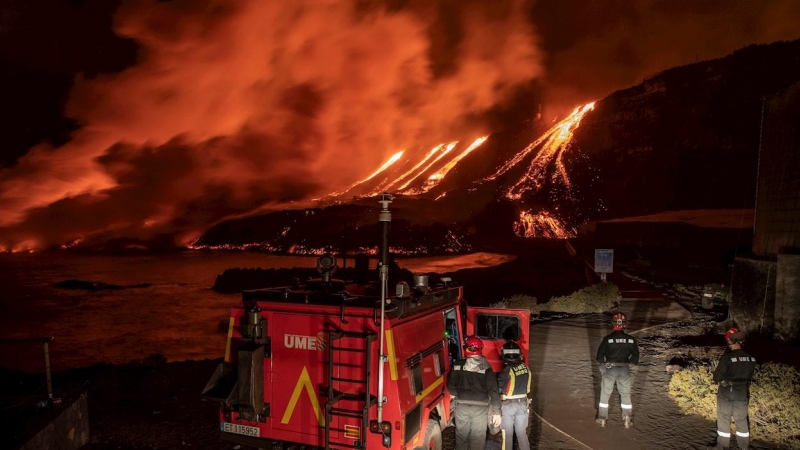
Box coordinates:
[513,210,574,239]
[10,240,39,253]
[405,136,488,195]
[60,238,83,249]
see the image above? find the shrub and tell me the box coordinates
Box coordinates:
[546,283,621,314]
[669,362,800,448]
[490,294,539,315]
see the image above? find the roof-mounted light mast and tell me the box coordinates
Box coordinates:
[376,192,392,423]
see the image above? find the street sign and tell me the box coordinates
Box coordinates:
[594,249,614,274]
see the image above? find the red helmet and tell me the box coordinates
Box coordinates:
[612,312,627,331]
[464,335,484,357]
[725,327,745,345]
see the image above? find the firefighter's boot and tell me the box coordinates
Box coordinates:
[623,416,632,429]
[595,418,606,427]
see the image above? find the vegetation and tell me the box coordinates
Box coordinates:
[669,362,800,448]
[546,282,621,314]
[489,294,538,315]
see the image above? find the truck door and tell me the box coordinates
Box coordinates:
[465,307,530,373]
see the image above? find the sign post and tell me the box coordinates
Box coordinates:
[594,249,614,282]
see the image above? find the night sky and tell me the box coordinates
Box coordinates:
[1,0,799,251]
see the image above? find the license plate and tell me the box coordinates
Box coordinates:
[221,422,260,437]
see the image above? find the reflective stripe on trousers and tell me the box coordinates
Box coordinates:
[716,387,749,450]
[597,366,632,419]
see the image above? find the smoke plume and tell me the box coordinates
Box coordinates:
[0,0,542,250]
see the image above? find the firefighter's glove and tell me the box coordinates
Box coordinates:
[599,365,606,375]
[491,414,502,428]
[720,380,731,388]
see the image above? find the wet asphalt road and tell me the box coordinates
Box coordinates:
[526,297,705,450]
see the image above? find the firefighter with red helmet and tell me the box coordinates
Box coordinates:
[497,340,531,450]
[709,327,756,450]
[596,311,639,428]
[447,335,502,450]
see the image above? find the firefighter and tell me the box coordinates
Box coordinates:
[447,335,502,450]
[497,340,531,450]
[596,312,639,429]
[709,327,756,450]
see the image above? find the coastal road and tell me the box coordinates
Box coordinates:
[524,297,709,450]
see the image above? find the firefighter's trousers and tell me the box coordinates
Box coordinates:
[597,366,632,420]
[715,385,750,450]
[454,403,488,450]
[501,399,530,450]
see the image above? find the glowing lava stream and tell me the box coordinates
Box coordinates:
[324,150,405,198]
[481,103,594,195]
[404,136,488,195]
[393,141,458,193]
[505,103,594,200]
[379,144,447,193]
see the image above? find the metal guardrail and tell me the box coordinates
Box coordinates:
[0,337,56,404]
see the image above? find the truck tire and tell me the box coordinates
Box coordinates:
[702,295,714,310]
[415,418,442,450]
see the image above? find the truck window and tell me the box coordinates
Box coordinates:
[409,364,423,395]
[475,314,521,341]
[444,308,461,362]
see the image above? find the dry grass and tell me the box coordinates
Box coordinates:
[489,294,539,315]
[669,362,800,448]
[546,282,621,314]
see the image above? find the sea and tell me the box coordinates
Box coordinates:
[0,251,513,373]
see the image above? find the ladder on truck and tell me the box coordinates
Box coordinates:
[325,331,377,450]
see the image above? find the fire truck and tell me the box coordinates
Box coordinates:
[202,194,530,450]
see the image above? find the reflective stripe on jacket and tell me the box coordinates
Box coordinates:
[498,362,531,399]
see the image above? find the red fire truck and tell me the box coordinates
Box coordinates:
[203,194,530,450]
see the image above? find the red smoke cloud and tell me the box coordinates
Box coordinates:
[0,0,543,250]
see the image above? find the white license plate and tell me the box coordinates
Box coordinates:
[221,422,260,437]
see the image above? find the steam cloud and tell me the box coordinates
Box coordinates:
[0,0,543,250]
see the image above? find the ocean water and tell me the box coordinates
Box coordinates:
[0,251,513,372]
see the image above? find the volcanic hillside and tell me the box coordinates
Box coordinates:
[193,40,800,256]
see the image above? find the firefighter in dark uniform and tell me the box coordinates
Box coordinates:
[596,312,639,429]
[710,327,756,450]
[497,340,531,450]
[447,335,502,450]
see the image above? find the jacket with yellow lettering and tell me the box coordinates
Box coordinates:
[497,362,531,399]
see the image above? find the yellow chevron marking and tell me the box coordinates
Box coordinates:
[281,366,325,425]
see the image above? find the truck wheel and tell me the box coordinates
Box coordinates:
[702,295,714,310]
[415,419,442,450]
